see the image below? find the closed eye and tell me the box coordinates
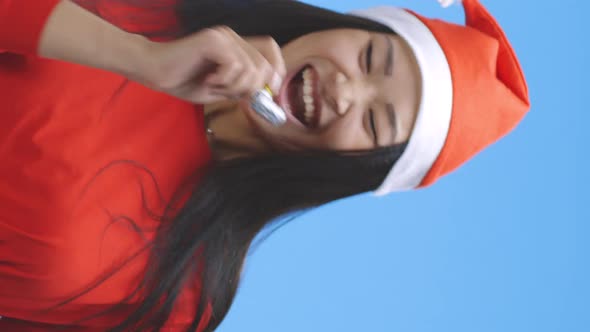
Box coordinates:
[366,40,377,145]
[366,40,373,73]
[369,109,378,145]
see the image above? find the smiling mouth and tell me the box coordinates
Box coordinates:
[281,64,321,129]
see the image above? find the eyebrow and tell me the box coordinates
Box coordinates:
[386,103,398,142]
[384,36,394,76]
[384,36,397,142]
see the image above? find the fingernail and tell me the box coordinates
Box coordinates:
[270,72,283,95]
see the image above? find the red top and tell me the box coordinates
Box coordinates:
[0,0,212,330]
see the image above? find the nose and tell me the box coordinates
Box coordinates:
[323,71,373,116]
[325,72,351,115]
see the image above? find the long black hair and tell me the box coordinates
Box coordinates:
[54,1,405,331]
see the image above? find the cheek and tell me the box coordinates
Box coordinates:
[285,34,363,69]
[241,104,372,152]
[313,125,373,151]
[240,100,265,132]
[240,100,308,151]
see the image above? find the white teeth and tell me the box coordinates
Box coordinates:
[303,68,311,80]
[302,67,315,125]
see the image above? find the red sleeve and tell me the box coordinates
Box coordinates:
[75,0,181,40]
[0,0,61,55]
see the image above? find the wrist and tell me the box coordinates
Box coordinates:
[110,33,154,81]
[124,38,177,91]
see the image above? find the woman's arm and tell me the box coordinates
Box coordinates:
[39,0,148,78]
[1,0,285,104]
[0,0,148,77]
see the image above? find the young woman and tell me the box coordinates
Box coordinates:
[0,0,530,331]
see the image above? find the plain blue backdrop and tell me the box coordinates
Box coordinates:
[217,1,589,331]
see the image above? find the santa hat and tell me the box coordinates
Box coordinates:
[349,0,530,195]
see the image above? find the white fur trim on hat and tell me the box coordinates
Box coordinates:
[438,0,460,8]
[349,7,453,195]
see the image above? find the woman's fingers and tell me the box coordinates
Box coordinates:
[140,25,286,104]
[245,36,286,93]
[204,27,285,98]
[200,27,251,87]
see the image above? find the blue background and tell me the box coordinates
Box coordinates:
[218,1,589,331]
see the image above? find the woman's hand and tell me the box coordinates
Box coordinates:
[137,26,286,104]
[38,1,285,105]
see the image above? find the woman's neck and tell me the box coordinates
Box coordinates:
[204,101,271,161]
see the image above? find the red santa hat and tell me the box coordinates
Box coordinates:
[350,0,530,195]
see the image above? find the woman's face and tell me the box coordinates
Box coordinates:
[240,28,421,152]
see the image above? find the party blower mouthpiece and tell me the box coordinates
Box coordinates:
[250,85,287,126]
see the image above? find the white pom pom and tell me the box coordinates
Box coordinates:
[438,0,458,8]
